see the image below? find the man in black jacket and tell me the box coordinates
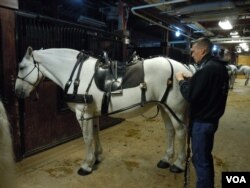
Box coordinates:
[176,37,229,188]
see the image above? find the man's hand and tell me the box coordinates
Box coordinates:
[175,72,192,82]
[175,72,185,82]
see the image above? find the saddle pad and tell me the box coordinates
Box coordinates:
[122,61,144,89]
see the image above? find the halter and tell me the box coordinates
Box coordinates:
[16,55,44,88]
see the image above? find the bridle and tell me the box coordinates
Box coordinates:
[16,55,44,88]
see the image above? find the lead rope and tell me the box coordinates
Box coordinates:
[184,122,191,188]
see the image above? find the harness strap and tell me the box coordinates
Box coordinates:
[73,56,86,95]
[65,61,80,94]
[64,52,89,95]
[161,58,174,103]
[140,59,147,106]
[86,74,95,94]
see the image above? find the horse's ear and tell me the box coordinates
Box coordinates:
[26,46,33,57]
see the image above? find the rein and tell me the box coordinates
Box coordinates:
[184,125,191,188]
[160,58,174,103]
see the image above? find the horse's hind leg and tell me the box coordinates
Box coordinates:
[169,114,186,173]
[75,110,96,176]
[157,106,175,169]
[93,117,103,163]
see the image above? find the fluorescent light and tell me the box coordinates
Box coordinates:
[230,31,238,36]
[218,19,233,30]
[231,35,240,38]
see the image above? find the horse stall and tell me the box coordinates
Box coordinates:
[1,2,250,188]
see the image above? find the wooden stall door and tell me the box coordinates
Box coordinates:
[20,81,82,156]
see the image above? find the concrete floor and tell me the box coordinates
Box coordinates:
[16,79,250,188]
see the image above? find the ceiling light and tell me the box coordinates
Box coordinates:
[175,30,180,37]
[218,19,233,30]
[212,45,218,51]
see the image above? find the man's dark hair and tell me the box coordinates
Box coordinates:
[193,37,213,54]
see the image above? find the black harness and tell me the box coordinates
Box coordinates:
[64,53,184,126]
[64,51,94,104]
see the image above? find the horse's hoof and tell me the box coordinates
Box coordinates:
[157,160,170,169]
[94,159,101,165]
[169,165,184,173]
[77,168,92,176]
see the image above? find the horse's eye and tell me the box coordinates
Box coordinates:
[19,66,25,71]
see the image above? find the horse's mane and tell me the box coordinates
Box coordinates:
[36,48,79,57]
[32,48,81,65]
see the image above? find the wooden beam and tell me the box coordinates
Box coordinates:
[0,0,18,9]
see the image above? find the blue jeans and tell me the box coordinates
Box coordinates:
[191,121,218,188]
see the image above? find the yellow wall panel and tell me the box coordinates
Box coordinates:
[237,55,250,79]
[238,55,250,66]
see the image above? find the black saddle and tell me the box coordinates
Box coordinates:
[94,51,144,93]
[94,59,144,93]
[94,52,145,114]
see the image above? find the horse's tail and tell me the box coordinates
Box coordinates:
[0,101,16,188]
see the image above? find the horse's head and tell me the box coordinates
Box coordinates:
[15,47,44,98]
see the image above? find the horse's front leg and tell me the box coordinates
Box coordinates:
[231,74,236,89]
[75,110,96,176]
[245,75,249,86]
[93,117,103,163]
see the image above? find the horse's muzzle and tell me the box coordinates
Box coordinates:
[15,89,26,99]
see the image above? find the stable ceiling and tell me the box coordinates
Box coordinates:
[127,0,250,53]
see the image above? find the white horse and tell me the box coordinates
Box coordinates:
[237,65,250,86]
[15,47,193,175]
[0,100,15,188]
[227,64,238,89]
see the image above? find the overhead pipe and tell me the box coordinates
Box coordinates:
[210,37,250,44]
[187,22,214,36]
[131,0,194,39]
[181,10,242,23]
[162,1,235,16]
